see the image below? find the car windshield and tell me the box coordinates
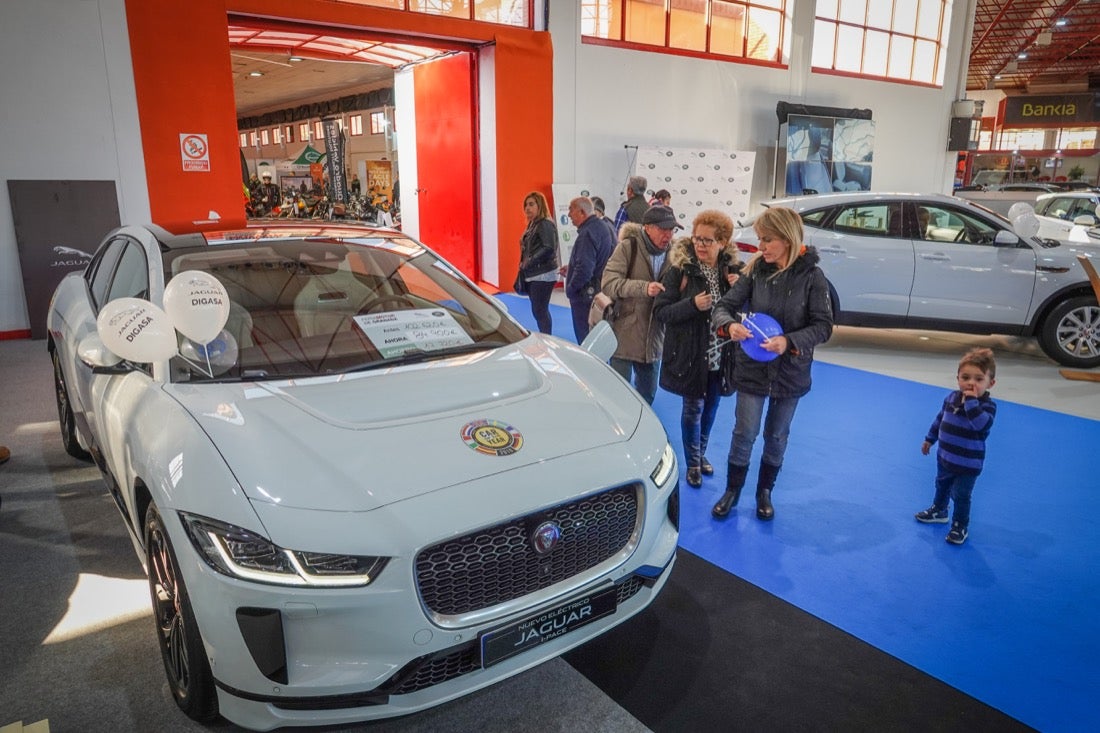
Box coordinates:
[162,232,527,382]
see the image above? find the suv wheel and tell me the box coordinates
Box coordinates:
[145,504,219,722]
[1039,295,1100,368]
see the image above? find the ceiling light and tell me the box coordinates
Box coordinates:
[1055,18,1067,26]
[1018,52,1028,59]
[289,56,304,62]
[249,71,264,77]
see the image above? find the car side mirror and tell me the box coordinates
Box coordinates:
[994,230,1020,246]
[1073,214,1097,226]
[581,320,618,362]
[77,332,128,373]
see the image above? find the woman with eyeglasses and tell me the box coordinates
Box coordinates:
[654,210,742,489]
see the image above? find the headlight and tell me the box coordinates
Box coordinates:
[179,513,388,587]
[650,442,676,488]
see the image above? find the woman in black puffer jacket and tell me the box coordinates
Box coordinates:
[710,206,833,521]
[654,210,742,489]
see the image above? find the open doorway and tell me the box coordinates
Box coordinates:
[228,24,480,279]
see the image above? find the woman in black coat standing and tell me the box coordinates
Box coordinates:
[517,190,560,334]
[710,206,833,521]
[654,210,742,489]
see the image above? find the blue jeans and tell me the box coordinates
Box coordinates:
[932,462,978,528]
[727,391,800,468]
[610,357,659,405]
[527,280,555,334]
[681,371,723,467]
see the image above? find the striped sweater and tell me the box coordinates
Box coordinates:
[925,390,997,475]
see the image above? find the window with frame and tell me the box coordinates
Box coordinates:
[830,203,898,236]
[284,125,295,144]
[299,122,311,141]
[581,0,788,66]
[812,0,953,86]
[273,127,283,145]
[239,132,248,148]
[249,131,259,147]
[350,114,364,136]
[370,111,387,135]
[260,129,270,146]
[331,0,529,27]
[315,121,324,139]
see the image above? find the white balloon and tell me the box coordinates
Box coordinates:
[1007,202,1035,221]
[163,270,230,343]
[179,329,238,375]
[1012,212,1041,239]
[96,297,178,363]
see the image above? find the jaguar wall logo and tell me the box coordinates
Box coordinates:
[50,245,93,268]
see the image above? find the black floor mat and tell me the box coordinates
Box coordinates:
[564,549,1033,732]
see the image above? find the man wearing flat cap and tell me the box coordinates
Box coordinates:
[600,204,684,404]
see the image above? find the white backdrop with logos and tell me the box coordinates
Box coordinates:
[634,146,757,229]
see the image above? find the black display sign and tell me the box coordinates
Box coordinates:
[7,180,120,339]
[1003,94,1099,125]
[321,117,349,205]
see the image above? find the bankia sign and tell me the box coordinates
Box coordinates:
[1003,93,1099,125]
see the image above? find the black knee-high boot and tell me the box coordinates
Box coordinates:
[712,463,749,519]
[756,462,780,520]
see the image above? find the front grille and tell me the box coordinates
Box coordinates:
[416,484,640,617]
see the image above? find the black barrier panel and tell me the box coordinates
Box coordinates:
[7,180,120,339]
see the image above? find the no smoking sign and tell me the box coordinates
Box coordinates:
[180,133,210,172]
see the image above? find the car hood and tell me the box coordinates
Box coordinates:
[168,337,643,512]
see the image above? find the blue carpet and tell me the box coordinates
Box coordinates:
[501,294,1099,733]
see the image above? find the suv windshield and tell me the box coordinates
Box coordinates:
[162,233,526,382]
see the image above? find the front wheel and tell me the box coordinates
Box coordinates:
[1038,295,1100,368]
[145,504,219,722]
[52,349,91,461]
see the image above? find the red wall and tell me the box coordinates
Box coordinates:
[124,1,247,232]
[414,53,478,277]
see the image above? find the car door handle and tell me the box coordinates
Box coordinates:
[919,253,950,261]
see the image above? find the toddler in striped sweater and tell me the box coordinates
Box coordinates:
[914,347,997,545]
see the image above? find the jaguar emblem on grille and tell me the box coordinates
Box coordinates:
[531,521,561,555]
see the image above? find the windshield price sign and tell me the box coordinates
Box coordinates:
[354,308,473,359]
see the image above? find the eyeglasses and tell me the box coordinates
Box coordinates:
[691,236,718,246]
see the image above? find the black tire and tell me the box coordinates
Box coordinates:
[145,504,219,723]
[1038,295,1100,368]
[52,349,91,461]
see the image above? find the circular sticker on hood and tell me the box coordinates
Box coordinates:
[461,419,523,456]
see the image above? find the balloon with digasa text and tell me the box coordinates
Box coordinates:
[96,297,178,363]
[164,270,230,343]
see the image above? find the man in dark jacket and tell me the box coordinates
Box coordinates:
[565,196,614,343]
